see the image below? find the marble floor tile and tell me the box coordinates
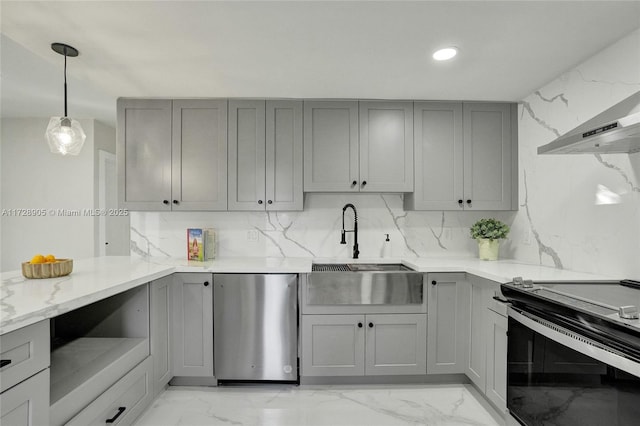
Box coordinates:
[134,384,502,426]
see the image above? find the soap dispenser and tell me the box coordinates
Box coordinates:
[381,234,391,258]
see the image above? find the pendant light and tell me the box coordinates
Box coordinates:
[45,42,86,156]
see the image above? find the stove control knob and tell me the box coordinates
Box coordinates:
[619,306,640,320]
[523,280,534,289]
[512,277,524,287]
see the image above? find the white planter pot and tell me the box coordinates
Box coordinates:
[477,238,499,261]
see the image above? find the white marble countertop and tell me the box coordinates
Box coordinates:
[1,255,617,335]
[0,257,174,334]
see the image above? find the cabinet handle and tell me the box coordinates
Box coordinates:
[0,359,11,368]
[106,407,126,424]
[357,322,363,328]
[173,200,179,205]
[258,200,263,205]
[351,180,357,187]
[431,280,437,285]
[162,200,169,205]
[466,199,472,205]
[458,199,463,205]
[267,200,273,205]
[204,281,209,287]
[368,322,374,328]
[361,181,367,187]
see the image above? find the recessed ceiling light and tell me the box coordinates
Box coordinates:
[432,47,458,61]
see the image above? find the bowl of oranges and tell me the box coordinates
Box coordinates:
[21,254,73,279]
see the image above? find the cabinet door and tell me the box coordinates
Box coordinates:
[265,100,303,210]
[465,279,488,390]
[171,273,213,377]
[228,100,266,210]
[365,314,427,376]
[359,101,413,192]
[427,273,468,374]
[409,102,463,210]
[117,99,172,210]
[150,276,172,396]
[301,314,365,376]
[303,101,359,192]
[463,103,513,210]
[0,368,49,426]
[485,309,508,414]
[171,99,228,210]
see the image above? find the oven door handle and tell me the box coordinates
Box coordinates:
[508,306,640,378]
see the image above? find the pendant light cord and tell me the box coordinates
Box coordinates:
[63,51,68,117]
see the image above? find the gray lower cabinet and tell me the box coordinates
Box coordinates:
[0,368,49,426]
[150,276,173,396]
[485,308,508,414]
[117,98,228,211]
[465,277,488,390]
[66,357,153,426]
[228,100,303,211]
[171,273,214,377]
[426,273,469,374]
[301,313,426,377]
[406,102,517,211]
[302,314,365,376]
[365,314,426,376]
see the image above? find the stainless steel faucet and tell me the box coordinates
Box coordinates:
[340,203,359,259]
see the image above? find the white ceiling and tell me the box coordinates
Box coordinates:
[2,1,639,127]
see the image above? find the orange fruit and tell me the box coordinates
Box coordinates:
[30,254,45,264]
[44,254,56,263]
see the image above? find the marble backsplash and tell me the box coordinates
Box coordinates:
[130,194,516,260]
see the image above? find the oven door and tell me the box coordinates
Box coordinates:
[507,307,640,426]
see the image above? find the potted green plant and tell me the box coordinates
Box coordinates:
[470,218,510,260]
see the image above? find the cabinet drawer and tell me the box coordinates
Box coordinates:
[0,320,49,393]
[67,357,153,426]
[0,367,49,426]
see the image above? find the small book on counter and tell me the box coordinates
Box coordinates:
[187,228,216,261]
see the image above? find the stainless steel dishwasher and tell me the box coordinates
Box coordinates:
[213,274,298,382]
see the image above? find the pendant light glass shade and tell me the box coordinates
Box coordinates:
[46,42,85,156]
[45,116,86,156]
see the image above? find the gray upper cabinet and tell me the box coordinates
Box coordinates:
[304,100,413,192]
[407,102,464,210]
[117,98,228,211]
[463,103,515,210]
[303,101,359,192]
[171,99,228,210]
[359,101,414,192]
[118,99,172,210]
[228,100,303,211]
[406,102,516,211]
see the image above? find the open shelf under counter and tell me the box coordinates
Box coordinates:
[48,284,150,426]
[50,337,149,426]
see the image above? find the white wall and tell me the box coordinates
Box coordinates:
[511,29,640,278]
[0,118,118,271]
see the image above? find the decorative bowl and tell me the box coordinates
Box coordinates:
[21,259,73,279]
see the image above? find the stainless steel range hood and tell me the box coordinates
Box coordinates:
[538,91,640,155]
